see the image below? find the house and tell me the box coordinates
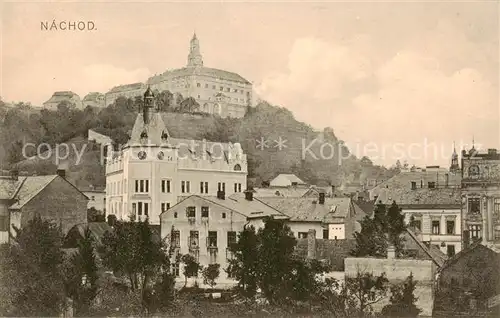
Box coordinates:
[159,190,288,281]
[0,170,88,243]
[269,174,307,187]
[375,187,462,256]
[79,185,106,213]
[434,242,500,317]
[258,193,358,240]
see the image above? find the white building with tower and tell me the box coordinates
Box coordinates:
[105,87,248,225]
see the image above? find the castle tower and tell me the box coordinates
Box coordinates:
[187,32,203,68]
[450,141,460,173]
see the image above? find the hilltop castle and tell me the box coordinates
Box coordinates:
[104,34,253,118]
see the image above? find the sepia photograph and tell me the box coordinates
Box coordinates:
[0,0,499,317]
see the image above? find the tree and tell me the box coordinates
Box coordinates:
[256,217,297,303]
[0,215,67,316]
[64,227,99,315]
[181,254,201,287]
[6,140,24,165]
[179,97,200,113]
[381,273,421,317]
[98,218,171,313]
[202,264,220,289]
[227,225,260,297]
[351,201,406,258]
[345,270,388,316]
[87,207,105,222]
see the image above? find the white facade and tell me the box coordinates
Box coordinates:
[404,208,462,256]
[105,89,248,225]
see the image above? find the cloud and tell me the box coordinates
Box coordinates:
[255,27,498,166]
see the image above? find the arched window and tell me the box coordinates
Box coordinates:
[234,164,241,171]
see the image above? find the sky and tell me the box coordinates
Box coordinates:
[1,0,499,167]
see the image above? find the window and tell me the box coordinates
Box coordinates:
[197,95,200,99]
[197,83,201,87]
[222,212,226,219]
[468,198,480,214]
[413,220,422,231]
[428,182,436,189]
[446,220,455,235]
[0,216,9,231]
[137,202,149,216]
[161,180,171,193]
[411,182,417,190]
[174,212,178,218]
[200,182,208,194]
[234,183,238,193]
[171,262,180,277]
[432,220,440,234]
[469,225,482,239]
[208,231,217,247]
[91,196,95,201]
[187,206,196,218]
[227,231,237,247]
[181,181,191,193]
[323,229,329,239]
[212,85,216,89]
[218,182,225,192]
[205,84,208,88]
[220,86,223,91]
[298,232,308,239]
[201,206,209,218]
[189,231,199,247]
[226,87,230,92]
[171,230,180,247]
[135,180,149,193]
[161,202,170,212]
[495,198,500,214]
[124,179,127,193]
[447,245,455,257]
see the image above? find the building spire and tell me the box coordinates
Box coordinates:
[187,33,203,68]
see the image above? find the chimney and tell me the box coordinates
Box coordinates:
[331,185,336,195]
[307,229,317,260]
[387,244,396,259]
[217,190,225,200]
[318,192,325,205]
[244,190,253,201]
[10,169,19,181]
[57,168,66,179]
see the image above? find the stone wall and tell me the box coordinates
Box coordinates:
[345,257,436,317]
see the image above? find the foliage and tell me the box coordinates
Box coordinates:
[64,227,99,315]
[345,270,389,316]
[178,97,200,113]
[351,201,406,257]
[202,264,220,289]
[181,253,201,287]
[0,215,67,316]
[227,225,260,297]
[87,207,105,222]
[98,218,172,313]
[381,273,421,317]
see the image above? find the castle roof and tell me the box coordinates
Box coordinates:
[147,66,251,85]
[44,91,80,104]
[107,82,146,94]
[82,92,104,102]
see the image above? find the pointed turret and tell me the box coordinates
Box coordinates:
[187,32,203,68]
[450,141,460,173]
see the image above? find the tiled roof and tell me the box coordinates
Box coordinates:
[9,176,58,209]
[272,174,306,185]
[148,67,251,85]
[375,187,461,208]
[82,92,104,101]
[44,91,80,104]
[194,195,289,219]
[127,112,169,146]
[257,197,352,223]
[371,171,461,195]
[0,176,24,200]
[107,83,145,93]
[252,187,311,198]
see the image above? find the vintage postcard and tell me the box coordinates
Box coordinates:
[0,1,499,317]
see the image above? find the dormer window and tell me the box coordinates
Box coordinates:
[161,131,169,141]
[140,130,148,139]
[234,164,241,171]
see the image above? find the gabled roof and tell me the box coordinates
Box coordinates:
[271,174,307,185]
[166,195,288,220]
[257,197,352,223]
[375,187,461,209]
[127,112,169,146]
[438,241,500,273]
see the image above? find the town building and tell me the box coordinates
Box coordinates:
[104,34,253,118]
[104,83,146,107]
[79,185,106,213]
[269,174,307,187]
[87,129,113,147]
[434,242,500,317]
[82,92,105,108]
[159,191,289,281]
[105,87,248,225]
[43,91,84,110]
[460,147,500,246]
[258,194,359,240]
[0,170,88,243]
[374,187,462,256]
